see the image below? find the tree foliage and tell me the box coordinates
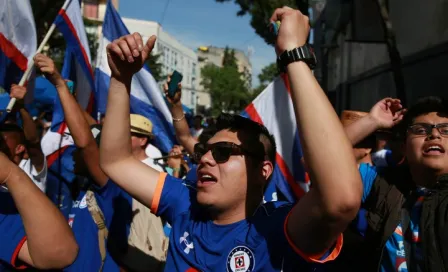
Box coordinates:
[145,52,164,82]
[251,62,280,99]
[201,50,250,116]
[216,0,309,45]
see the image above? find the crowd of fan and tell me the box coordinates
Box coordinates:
[0,6,447,272]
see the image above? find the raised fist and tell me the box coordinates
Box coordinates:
[106,33,156,82]
[163,74,182,105]
[270,6,310,54]
[34,54,63,86]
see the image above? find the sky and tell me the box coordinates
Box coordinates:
[119,0,277,87]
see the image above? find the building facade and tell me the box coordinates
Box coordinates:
[122,18,203,112]
[313,0,448,114]
[197,46,252,89]
[82,0,118,23]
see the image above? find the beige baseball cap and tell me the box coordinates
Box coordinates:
[130,114,153,137]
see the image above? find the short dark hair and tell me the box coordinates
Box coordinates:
[0,123,25,145]
[215,113,277,168]
[397,96,448,140]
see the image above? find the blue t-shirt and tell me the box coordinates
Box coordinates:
[64,181,131,271]
[357,164,423,272]
[0,193,27,271]
[151,173,342,272]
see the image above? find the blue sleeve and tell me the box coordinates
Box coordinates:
[152,173,192,225]
[359,163,378,203]
[0,214,26,267]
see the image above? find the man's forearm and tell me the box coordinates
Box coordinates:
[344,115,379,146]
[100,77,133,166]
[7,164,78,269]
[170,103,196,154]
[54,79,94,148]
[287,61,361,210]
[19,108,45,172]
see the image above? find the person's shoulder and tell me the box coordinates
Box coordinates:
[252,201,293,225]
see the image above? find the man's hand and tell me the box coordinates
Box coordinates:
[369,98,406,129]
[34,54,64,87]
[106,33,156,82]
[163,75,182,106]
[10,84,27,101]
[270,6,310,54]
[10,84,27,109]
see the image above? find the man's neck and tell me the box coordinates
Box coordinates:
[211,198,261,225]
[133,149,148,161]
[410,167,443,188]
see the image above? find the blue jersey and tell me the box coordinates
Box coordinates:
[151,173,342,272]
[65,181,131,271]
[356,164,423,272]
[0,193,27,271]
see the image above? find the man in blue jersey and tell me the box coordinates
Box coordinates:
[101,6,362,271]
[334,96,448,271]
[0,136,78,270]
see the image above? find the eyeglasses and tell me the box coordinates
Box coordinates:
[407,123,448,136]
[193,142,263,163]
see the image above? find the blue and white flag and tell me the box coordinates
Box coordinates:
[95,0,175,153]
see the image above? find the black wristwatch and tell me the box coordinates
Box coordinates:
[277,44,317,72]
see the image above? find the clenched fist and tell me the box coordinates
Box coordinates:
[34,54,64,87]
[106,32,156,82]
[270,6,310,55]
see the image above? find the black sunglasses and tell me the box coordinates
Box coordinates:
[408,123,448,137]
[193,142,264,163]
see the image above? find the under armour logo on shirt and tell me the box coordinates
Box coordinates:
[180,231,194,254]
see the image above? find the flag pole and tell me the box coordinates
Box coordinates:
[6,0,72,112]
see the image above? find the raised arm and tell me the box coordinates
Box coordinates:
[34,54,108,187]
[0,153,78,269]
[344,98,405,146]
[163,77,197,155]
[100,34,161,207]
[10,85,45,172]
[272,7,362,255]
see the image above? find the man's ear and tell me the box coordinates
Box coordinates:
[261,160,274,181]
[15,144,25,156]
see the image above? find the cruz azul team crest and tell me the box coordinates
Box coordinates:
[226,246,255,272]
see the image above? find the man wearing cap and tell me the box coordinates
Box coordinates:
[121,114,168,272]
[130,114,163,172]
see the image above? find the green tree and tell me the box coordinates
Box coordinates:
[216,0,309,45]
[251,62,280,99]
[222,47,238,68]
[145,52,164,82]
[30,0,99,70]
[201,49,250,115]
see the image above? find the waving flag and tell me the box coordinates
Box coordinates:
[49,0,95,133]
[241,74,310,203]
[95,0,175,153]
[0,0,36,120]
